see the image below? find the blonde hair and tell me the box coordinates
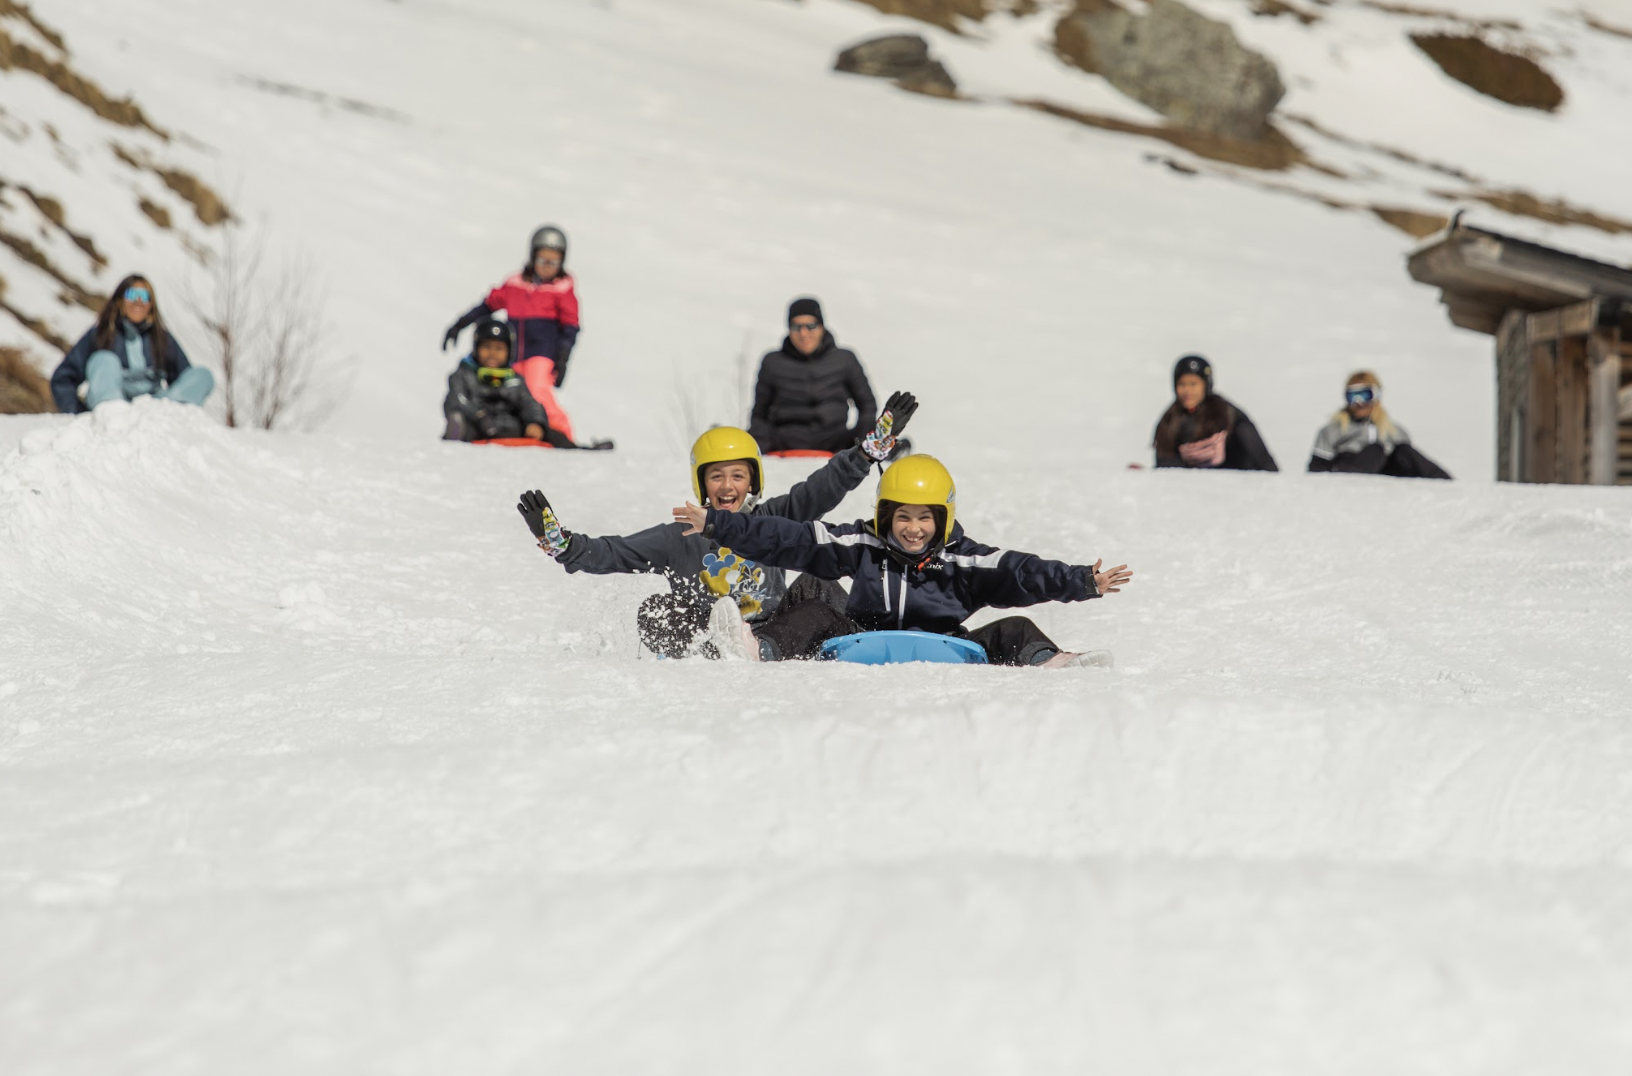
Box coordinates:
[1332,369,1399,440]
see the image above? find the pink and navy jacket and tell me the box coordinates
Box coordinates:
[452,272,581,384]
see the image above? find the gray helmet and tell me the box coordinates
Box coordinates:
[529,224,568,260]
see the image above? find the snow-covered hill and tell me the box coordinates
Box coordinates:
[6,0,1632,1072]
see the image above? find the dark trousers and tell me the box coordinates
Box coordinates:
[756,598,1061,666]
[1326,443,1451,479]
[636,574,848,659]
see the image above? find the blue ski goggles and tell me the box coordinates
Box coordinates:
[1345,386,1376,406]
[124,286,152,303]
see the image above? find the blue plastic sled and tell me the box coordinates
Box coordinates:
[819,630,988,665]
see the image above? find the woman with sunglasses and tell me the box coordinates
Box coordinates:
[1307,370,1450,478]
[441,224,580,442]
[1152,354,1278,471]
[747,296,878,455]
[50,274,214,414]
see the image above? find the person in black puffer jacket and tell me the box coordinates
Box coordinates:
[1152,354,1277,471]
[443,318,573,446]
[747,297,878,453]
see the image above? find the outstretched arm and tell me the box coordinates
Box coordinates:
[966,545,1132,608]
[672,503,868,580]
[757,446,872,520]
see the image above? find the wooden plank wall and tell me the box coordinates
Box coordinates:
[1494,309,1528,482]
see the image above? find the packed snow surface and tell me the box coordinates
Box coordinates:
[7,0,1632,1071]
[5,403,1632,1073]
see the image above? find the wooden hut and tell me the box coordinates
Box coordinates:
[1408,221,1632,485]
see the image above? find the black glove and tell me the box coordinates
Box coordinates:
[860,390,919,462]
[442,324,460,351]
[517,490,569,557]
[552,346,572,387]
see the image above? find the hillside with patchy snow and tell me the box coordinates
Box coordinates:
[5,1,1632,1073]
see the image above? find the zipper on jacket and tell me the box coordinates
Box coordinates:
[896,570,907,629]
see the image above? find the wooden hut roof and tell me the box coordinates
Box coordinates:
[1407,221,1632,335]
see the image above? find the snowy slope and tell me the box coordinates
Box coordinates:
[6,401,1632,1074]
[6,0,1632,1071]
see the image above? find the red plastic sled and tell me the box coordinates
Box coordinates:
[766,449,834,459]
[473,438,556,448]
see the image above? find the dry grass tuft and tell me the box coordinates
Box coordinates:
[1434,187,1632,235]
[1250,0,1321,25]
[1411,34,1564,111]
[1370,206,1451,237]
[111,143,232,227]
[139,197,172,229]
[1581,11,1632,40]
[12,183,107,266]
[0,24,166,136]
[0,217,100,309]
[843,0,1012,34]
[0,343,54,413]
[0,0,67,54]
[1017,98,1306,171]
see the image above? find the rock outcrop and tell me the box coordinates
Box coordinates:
[835,34,958,98]
[1055,0,1285,141]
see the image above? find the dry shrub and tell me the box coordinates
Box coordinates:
[1371,206,1451,237]
[186,226,345,431]
[1411,34,1563,112]
[0,25,166,136]
[0,344,52,413]
[1017,98,1306,171]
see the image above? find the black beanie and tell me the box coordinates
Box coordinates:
[1173,354,1213,394]
[787,297,824,325]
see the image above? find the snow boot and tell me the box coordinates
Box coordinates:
[1041,649,1113,669]
[707,597,760,662]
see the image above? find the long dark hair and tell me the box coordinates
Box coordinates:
[1153,394,1236,458]
[92,273,169,380]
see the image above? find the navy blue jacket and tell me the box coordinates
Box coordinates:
[51,320,194,414]
[705,509,1100,635]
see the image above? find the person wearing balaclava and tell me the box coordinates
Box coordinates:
[747,297,878,454]
[1307,370,1450,478]
[1152,354,1278,471]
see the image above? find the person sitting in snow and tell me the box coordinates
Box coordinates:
[747,297,879,455]
[1152,355,1277,471]
[51,274,215,413]
[514,392,919,658]
[1307,370,1450,479]
[669,453,1133,667]
[443,318,576,446]
[443,224,581,442]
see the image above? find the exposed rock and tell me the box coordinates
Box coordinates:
[834,34,958,98]
[1054,0,1285,141]
[1411,34,1563,113]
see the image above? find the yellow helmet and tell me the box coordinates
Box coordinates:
[689,426,763,506]
[875,454,956,545]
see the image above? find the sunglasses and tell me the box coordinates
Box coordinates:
[533,255,562,267]
[1345,387,1376,405]
[124,287,152,303]
[789,321,822,332]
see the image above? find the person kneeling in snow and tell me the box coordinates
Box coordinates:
[51,274,214,413]
[515,392,919,658]
[443,318,576,446]
[671,454,1133,667]
[1307,370,1450,479]
[1152,355,1277,471]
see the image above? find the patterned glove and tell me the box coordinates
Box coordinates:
[860,390,919,462]
[517,490,569,557]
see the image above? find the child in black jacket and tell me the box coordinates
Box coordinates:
[672,454,1133,666]
[443,318,573,446]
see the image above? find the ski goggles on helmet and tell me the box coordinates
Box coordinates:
[124,286,152,303]
[476,366,517,386]
[1345,386,1376,406]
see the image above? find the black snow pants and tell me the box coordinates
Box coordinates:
[755,600,1062,666]
[637,574,848,659]
[1320,443,1451,479]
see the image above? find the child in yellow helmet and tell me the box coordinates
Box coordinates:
[672,454,1132,666]
[516,392,920,658]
